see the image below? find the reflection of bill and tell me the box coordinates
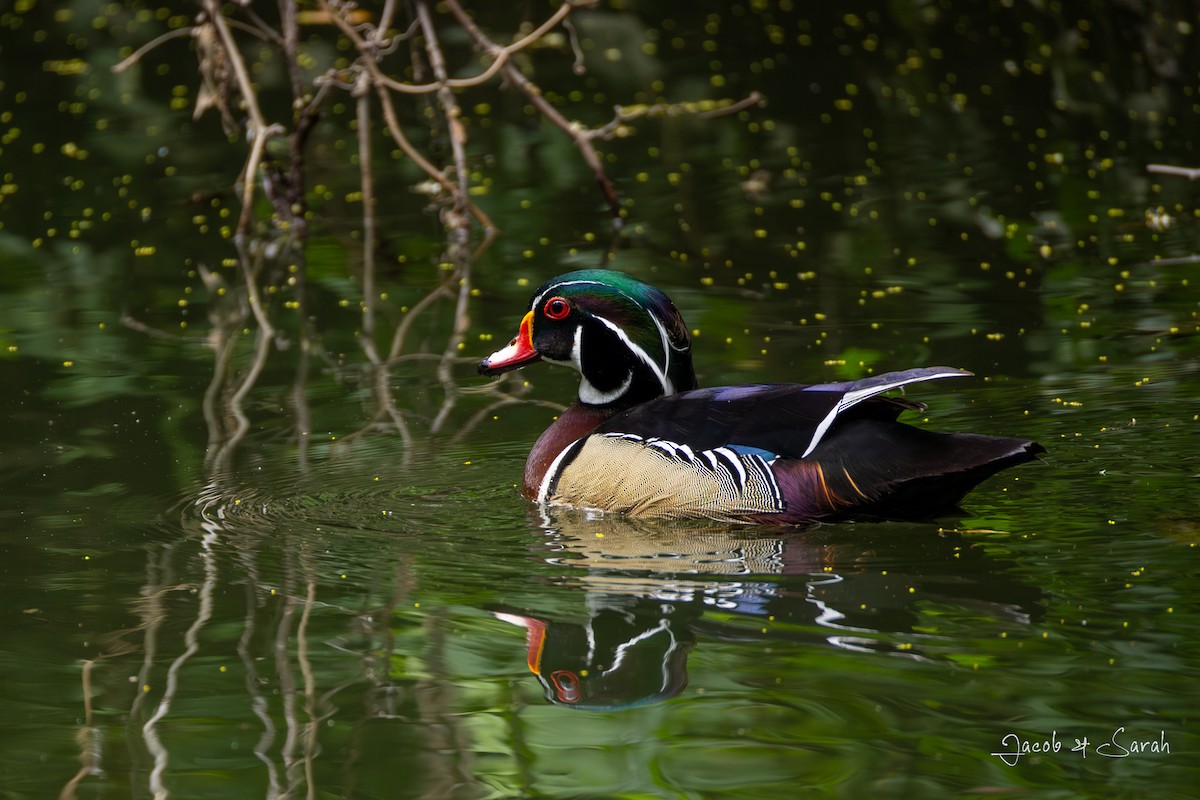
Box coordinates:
[495,607,693,711]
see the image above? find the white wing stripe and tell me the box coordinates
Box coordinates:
[799,369,968,458]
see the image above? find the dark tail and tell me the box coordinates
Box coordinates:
[776,419,1043,522]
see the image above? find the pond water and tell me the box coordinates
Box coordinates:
[1,2,1198,798]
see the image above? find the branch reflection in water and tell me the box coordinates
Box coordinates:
[106,222,491,800]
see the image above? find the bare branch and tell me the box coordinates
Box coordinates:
[387,280,455,362]
[444,0,623,222]
[327,0,599,95]
[112,26,196,73]
[1148,163,1200,181]
[592,91,766,139]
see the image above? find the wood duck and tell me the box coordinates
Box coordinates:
[479,269,1043,524]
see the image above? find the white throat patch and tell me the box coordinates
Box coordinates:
[579,370,634,405]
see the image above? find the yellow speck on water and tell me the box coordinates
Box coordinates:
[464,460,472,465]
[219,665,227,673]
[62,360,74,367]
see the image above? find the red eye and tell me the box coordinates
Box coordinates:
[543,296,571,320]
[550,670,581,703]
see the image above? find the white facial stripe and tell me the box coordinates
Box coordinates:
[530,280,611,313]
[565,323,636,405]
[593,314,672,396]
[569,324,585,370]
[645,310,676,394]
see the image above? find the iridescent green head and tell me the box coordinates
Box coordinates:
[479,269,697,408]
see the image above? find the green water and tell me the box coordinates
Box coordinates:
[2,2,1198,798]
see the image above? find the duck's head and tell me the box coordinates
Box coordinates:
[479,269,697,408]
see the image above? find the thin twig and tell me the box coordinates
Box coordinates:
[203,0,285,239]
[342,0,600,95]
[112,26,196,73]
[374,80,498,236]
[357,83,382,366]
[593,92,766,138]
[416,0,471,230]
[1147,163,1200,181]
[430,273,473,434]
[387,279,455,361]
[1139,254,1200,266]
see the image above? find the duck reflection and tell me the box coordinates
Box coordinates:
[495,603,693,710]
[498,510,1042,709]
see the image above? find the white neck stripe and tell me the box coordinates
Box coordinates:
[593,314,673,396]
[579,370,634,405]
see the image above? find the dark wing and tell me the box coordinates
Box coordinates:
[594,367,970,458]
